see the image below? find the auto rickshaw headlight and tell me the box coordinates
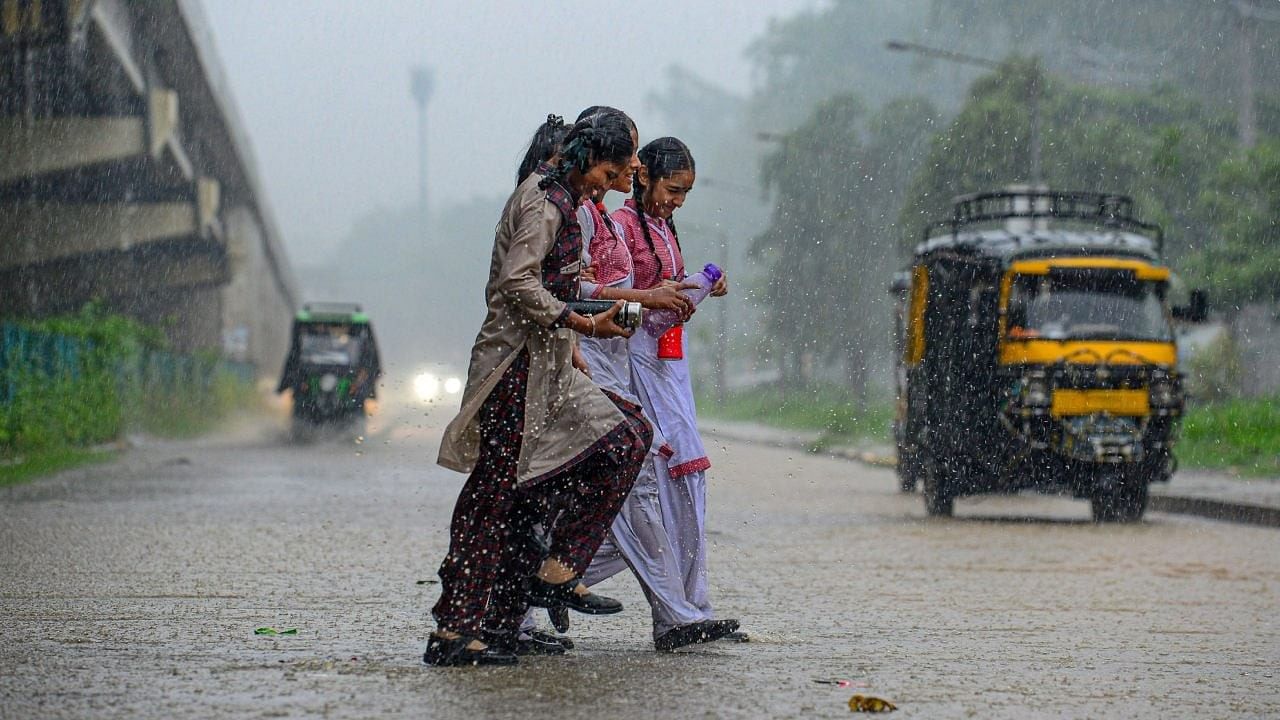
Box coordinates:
[1149,377,1179,408]
[1022,375,1051,407]
[319,373,338,392]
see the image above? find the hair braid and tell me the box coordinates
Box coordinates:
[632,189,664,279]
[633,136,695,280]
[517,114,567,186]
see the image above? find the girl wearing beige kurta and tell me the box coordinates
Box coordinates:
[426,111,652,667]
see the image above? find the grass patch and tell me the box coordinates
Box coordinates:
[702,387,1280,478]
[699,383,893,449]
[0,447,117,488]
[1178,397,1280,476]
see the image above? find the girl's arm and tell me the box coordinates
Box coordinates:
[595,281,698,317]
[496,193,629,338]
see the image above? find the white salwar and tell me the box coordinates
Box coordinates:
[628,326,713,624]
[521,206,703,639]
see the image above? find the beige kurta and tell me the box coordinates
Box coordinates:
[437,172,626,484]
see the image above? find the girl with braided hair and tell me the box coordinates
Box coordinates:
[501,108,712,655]
[609,137,740,651]
[426,109,652,667]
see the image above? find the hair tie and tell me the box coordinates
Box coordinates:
[546,114,564,129]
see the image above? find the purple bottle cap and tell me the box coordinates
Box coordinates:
[702,263,723,283]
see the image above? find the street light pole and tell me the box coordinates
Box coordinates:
[886,39,1043,186]
[1229,0,1280,149]
[409,66,434,229]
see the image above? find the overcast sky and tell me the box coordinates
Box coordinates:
[201,0,817,256]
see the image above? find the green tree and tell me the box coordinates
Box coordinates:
[1188,140,1280,306]
[752,95,940,398]
[899,59,1237,259]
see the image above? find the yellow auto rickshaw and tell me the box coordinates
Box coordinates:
[892,190,1206,521]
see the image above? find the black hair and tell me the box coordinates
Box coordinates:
[576,105,638,134]
[538,108,636,191]
[632,137,695,278]
[516,114,569,186]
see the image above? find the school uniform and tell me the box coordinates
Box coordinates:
[432,167,651,638]
[611,199,715,624]
[575,200,706,637]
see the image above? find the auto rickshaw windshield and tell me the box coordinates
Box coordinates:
[299,325,362,366]
[1006,271,1172,342]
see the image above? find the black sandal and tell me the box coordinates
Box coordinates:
[423,634,519,667]
[654,619,740,653]
[481,629,568,657]
[525,576,622,614]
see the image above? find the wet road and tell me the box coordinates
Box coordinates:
[2,407,1278,719]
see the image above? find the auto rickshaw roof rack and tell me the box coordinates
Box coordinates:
[922,189,1164,254]
[297,302,368,323]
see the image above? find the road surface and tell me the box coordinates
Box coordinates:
[2,404,1277,718]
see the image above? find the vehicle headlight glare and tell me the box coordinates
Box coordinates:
[414,373,439,401]
[444,377,462,395]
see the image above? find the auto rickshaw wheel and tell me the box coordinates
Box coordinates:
[922,458,955,517]
[290,416,317,444]
[1090,471,1149,523]
[897,449,919,493]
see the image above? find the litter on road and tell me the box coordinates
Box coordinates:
[848,694,897,712]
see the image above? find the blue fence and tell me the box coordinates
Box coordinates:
[0,322,255,410]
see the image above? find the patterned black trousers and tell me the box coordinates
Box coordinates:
[432,351,652,637]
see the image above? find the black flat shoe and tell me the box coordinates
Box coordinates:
[482,629,568,656]
[548,605,571,633]
[524,630,573,655]
[654,619,741,653]
[705,619,742,640]
[525,576,622,615]
[423,634,518,667]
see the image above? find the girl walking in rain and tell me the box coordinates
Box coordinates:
[567,115,738,652]
[426,109,651,667]
[610,137,741,650]
[497,108,722,654]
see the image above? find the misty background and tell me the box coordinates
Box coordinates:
[202,0,1280,398]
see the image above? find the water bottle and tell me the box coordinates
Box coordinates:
[643,263,723,338]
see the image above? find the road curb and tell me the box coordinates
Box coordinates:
[706,427,1280,529]
[1148,495,1280,528]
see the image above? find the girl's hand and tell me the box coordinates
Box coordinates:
[572,301,633,340]
[572,344,592,378]
[710,273,729,297]
[643,282,697,319]
[580,263,597,284]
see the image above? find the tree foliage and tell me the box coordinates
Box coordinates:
[1186,140,1280,305]
[753,95,940,394]
[900,58,1237,252]
[646,0,1280,395]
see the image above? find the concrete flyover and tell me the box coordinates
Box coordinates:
[0,0,296,375]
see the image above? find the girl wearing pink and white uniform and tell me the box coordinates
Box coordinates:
[508,111,728,652]
[578,179,735,650]
[612,137,737,643]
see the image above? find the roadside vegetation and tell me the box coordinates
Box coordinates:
[701,385,1279,478]
[700,383,894,452]
[1178,397,1280,477]
[0,304,256,486]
